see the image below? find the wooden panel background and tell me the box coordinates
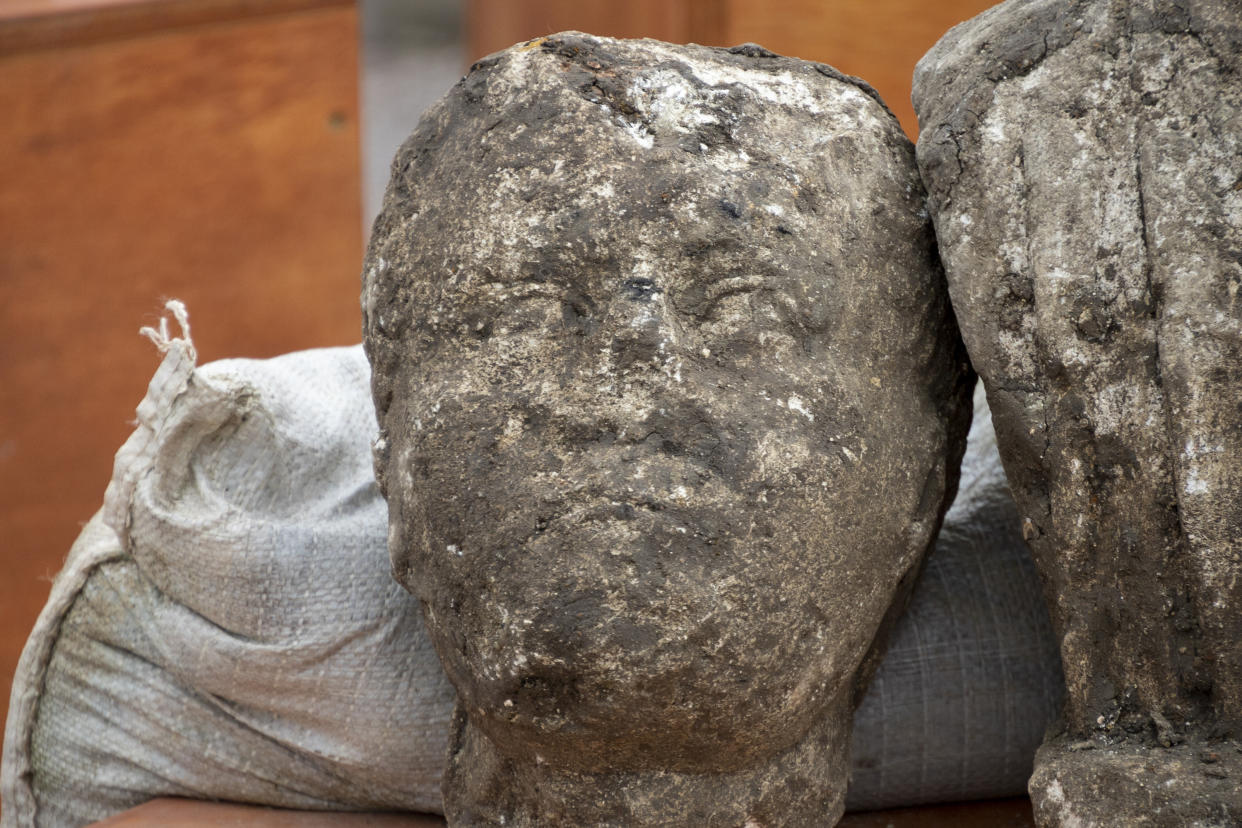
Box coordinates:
[0,0,355,53]
[1,0,1003,728]
[468,0,728,65]
[720,0,998,137]
[0,1,362,704]
[467,0,998,136]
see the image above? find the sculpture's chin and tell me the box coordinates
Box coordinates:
[453,647,842,775]
[431,589,841,772]
[443,690,855,826]
[414,491,857,773]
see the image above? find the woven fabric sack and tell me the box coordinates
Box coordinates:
[2,305,454,828]
[3,305,1061,825]
[846,384,1064,810]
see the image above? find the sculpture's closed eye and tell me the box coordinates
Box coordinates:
[702,275,765,317]
[697,274,800,342]
[481,281,564,336]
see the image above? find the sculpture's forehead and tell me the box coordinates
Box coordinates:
[448,165,801,270]
[427,141,861,311]
[409,147,874,340]
[367,35,932,368]
[423,40,893,264]
[482,35,890,153]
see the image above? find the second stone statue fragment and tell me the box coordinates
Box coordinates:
[365,33,972,826]
[915,0,1242,824]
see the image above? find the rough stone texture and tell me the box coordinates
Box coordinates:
[365,33,972,827]
[1029,739,1242,828]
[914,1,1242,824]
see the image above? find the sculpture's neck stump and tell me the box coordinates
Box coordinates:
[442,692,853,828]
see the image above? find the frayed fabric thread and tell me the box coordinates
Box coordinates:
[138,299,193,355]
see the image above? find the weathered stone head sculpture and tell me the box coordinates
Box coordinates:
[914,0,1242,824]
[364,33,972,826]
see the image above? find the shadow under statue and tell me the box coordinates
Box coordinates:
[363,33,973,826]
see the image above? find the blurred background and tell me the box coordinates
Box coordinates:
[0,0,995,709]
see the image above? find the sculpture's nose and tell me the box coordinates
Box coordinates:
[608,276,683,372]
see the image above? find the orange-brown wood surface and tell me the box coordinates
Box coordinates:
[466,0,998,135]
[721,0,998,136]
[90,797,1035,826]
[468,0,728,65]
[0,3,362,704]
[0,0,353,54]
[839,797,1036,827]
[91,799,444,827]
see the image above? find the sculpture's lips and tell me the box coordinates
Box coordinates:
[493,446,761,551]
[533,484,745,537]
[553,495,693,520]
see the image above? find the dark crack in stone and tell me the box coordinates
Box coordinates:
[365,32,973,827]
[913,1,1242,824]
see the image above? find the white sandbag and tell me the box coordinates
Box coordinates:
[2,304,454,828]
[846,384,1064,810]
[3,305,1060,826]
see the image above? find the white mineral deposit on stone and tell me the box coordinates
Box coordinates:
[787,396,814,421]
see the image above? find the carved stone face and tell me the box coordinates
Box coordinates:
[364,34,970,814]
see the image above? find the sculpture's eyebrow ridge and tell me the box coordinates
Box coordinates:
[478,280,562,299]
